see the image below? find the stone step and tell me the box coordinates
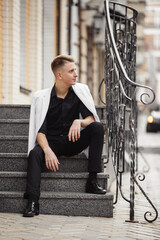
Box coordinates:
[0,135,107,155]
[0,153,105,172]
[0,104,105,121]
[0,119,106,137]
[0,119,29,136]
[0,172,109,193]
[0,105,30,119]
[0,136,28,153]
[0,191,113,217]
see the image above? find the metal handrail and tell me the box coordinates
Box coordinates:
[104,0,155,105]
[104,0,158,223]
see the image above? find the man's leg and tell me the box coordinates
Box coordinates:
[23,143,60,217]
[63,122,106,194]
[23,145,44,217]
[26,145,44,201]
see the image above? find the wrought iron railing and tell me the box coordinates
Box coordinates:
[103,0,158,223]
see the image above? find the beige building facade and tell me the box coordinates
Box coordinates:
[0,0,149,106]
[0,0,106,105]
[127,0,160,109]
[142,0,160,107]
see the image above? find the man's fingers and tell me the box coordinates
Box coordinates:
[71,130,75,142]
[50,160,56,171]
[45,149,60,172]
[69,129,80,142]
[54,160,59,171]
[74,129,80,141]
[46,159,59,172]
[46,161,49,169]
[77,129,80,139]
[68,130,71,141]
[68,119,81,142]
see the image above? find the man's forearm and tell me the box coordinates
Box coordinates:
[80,115,95,128]
[36,132,50,153]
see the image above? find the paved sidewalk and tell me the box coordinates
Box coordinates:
[0,153,160,240]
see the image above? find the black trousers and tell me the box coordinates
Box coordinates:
[26,122,104,200]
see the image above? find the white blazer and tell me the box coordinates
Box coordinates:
[28,83,100,155]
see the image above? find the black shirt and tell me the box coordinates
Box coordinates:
[38,86,93,141]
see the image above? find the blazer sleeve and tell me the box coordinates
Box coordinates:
[28,95,36,155]
[83,85,100,122]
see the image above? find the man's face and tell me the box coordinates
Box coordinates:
[59,62,78,87]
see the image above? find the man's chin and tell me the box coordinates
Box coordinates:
[71,81,76,85]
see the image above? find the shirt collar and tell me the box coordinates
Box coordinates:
[51,85,57,97]
[51,85,73,98]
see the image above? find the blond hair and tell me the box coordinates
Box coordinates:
[51,55,75,76]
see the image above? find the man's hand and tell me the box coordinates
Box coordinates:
[44,147,60,172]
[68,119,81,142]
[68,116,95,142]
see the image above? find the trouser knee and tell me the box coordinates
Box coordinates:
[89,122,104,138]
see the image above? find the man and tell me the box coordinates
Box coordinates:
[23,55,106,217]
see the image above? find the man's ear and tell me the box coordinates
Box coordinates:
[56,72,62,79]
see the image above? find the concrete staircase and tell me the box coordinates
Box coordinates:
[0,105,113,217]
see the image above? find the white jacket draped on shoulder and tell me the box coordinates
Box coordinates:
[28,83,100,155]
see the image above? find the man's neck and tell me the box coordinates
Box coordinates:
[54,81,70,99]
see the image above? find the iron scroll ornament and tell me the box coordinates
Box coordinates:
[134,173,158,223]
[98,78,106,105]
[104,0,156,105]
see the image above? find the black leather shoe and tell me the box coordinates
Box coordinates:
[23,201,39,217]
[86,180,106,194]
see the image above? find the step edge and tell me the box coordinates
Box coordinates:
[0,119,29,123]
[0,104,30,108]
[0,136,28,140]
[0,171,109,179]
[0,191,113,200]
[0,153,106,160]
[0,153,27,157]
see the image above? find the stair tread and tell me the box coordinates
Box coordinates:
[0,191,113,199]
[0,104,30,107]
[0,119,29,123]
[0,152,106,159]
[0,136,28,139]
[0,153,27,157]
[0,171,109,178]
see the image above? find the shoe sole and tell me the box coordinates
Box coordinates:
[86,189,106,194]
[23,212,39,217]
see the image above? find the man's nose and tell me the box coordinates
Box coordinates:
[74,71,78,77]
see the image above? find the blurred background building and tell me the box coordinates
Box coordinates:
[139,0,160,110]
[0,0,106,105]
[0,0,159,108]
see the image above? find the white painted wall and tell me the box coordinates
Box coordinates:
[43,0,55,89]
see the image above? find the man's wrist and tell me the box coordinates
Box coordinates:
[78,119,82,126]
[43,146,51,153]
